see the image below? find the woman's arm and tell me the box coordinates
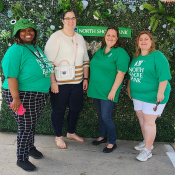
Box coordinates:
[83,67,89,90]
[8,77,22,113]
[157,80,168,102]
[50,72,59,93]
[108,71,125,101]
[127,80,132,100]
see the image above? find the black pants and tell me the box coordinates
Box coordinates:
[3,89,49,161]
[50,81,83,137]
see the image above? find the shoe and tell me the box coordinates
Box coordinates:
[136,147,152,161]
[17,160,36,171]
[134,141,154,151]
[91,137,107,145]
[29,147,43,159]
[103,143,117,153]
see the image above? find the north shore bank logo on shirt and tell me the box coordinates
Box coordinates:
[129,60,144,83]
[34,51,44,58]
[134,60,144,66]
[34,51,53,75]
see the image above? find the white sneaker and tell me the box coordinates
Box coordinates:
[134,141,154,151]
[136,147,152,161]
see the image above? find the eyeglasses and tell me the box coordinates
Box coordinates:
[153,102,160,111]
[63,17,76,21]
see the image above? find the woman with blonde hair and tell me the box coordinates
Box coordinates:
[127,31,171,161]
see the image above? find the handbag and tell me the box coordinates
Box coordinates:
[54,60,75,81]
[54,34,78,81]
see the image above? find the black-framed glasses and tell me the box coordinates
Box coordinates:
[63,17,76,21]
[153,102,160,111]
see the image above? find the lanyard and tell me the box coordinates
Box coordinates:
[24,44,47,69]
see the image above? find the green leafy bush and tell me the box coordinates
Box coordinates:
[0,0,174,142]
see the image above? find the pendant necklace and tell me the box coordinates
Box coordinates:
[69,36,74,44]
[63,29,75,44]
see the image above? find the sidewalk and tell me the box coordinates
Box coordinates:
[0,132,175,175]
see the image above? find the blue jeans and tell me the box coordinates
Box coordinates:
[94,98,116,144]
[50,82,83,137]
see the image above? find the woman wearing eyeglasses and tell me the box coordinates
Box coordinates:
[44,10,89,149]
[127,31,171,161]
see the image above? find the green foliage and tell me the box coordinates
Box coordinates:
[169,28,175,38]
[143,1,175,32]
[45,27,53,38]
[101,9,114,19]
[75,1,84,15]
[0,0,4,12]
[93,9,101,19]
[10,2,23,20]
[0,0,175,142]
[94,0,104,7]
[142,3,156,12]
[0,30,11,42]
[27,10,50,23]
[113,1,127,16]
[157,40,173,61]
[58,0,71,13]
[92,0,115,24]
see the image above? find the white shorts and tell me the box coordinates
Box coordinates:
[133,99,166,116]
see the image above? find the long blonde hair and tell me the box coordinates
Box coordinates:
[135,31,155,58]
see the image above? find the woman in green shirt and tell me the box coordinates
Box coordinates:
[2,19,53,171]
[127,31,171,161]
[88,26,130,153]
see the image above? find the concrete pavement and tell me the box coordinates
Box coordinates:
[0,132,175,175]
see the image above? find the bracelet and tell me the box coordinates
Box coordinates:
[51,82,57,84]
[83,78,89,81]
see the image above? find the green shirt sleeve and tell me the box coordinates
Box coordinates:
[115,48,130,73]
[2,44,22,78]
[154,51,172,82]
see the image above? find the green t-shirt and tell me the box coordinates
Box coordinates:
[88,46,130,103]
[2,44,53,93]
[128,51,171,104]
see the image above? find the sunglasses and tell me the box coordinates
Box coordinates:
[153,102,160,111]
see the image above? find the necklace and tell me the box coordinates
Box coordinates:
[69,36,74,44]
[62,29,75,44]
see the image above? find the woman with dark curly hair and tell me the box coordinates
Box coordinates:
[88,26,130,153]
[1,19,53,171]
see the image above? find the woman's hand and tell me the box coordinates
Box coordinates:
[51,82,59,93]
[83,80,88,91]
[157,93,164,102]
[157,80,167,102]
[108,90,116,101]
[8,77,21,113]
[10,98,22,113]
